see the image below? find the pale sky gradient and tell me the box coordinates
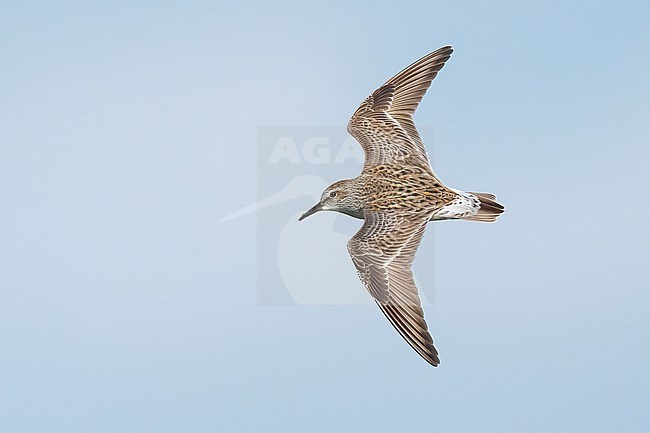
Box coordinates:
[1,1,649,432]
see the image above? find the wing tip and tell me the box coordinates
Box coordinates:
[433,45,453,58]
[422,342,441,367]
[427,355,441,367]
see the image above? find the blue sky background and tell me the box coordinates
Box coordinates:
[1,1,649,432]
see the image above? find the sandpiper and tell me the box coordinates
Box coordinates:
[299,46,504,366]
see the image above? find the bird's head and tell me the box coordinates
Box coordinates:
[299,179,360,221]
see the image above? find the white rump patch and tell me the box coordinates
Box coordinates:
[431,189,481,220]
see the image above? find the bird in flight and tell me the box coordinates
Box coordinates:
[299,46,504,366]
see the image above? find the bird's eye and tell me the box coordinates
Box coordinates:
[329,191,337,198]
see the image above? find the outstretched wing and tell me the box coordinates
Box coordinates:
[347,209,439,366]
[348,46,453,172]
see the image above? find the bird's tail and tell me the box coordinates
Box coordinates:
[464,192,505,223]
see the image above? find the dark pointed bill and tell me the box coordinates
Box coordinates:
[298,203,323,221]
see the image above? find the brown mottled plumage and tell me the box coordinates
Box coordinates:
[299,46,505,366]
